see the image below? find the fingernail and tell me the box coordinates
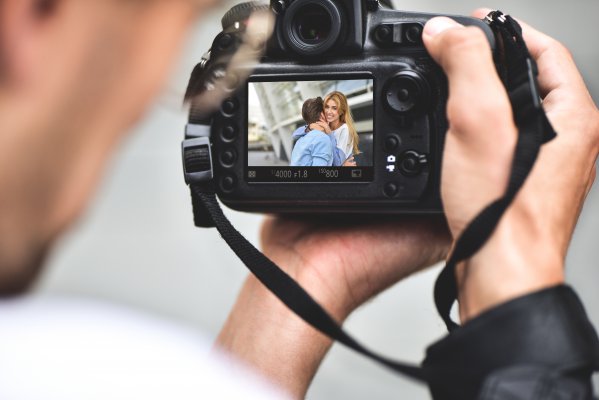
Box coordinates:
[423,17,463,37]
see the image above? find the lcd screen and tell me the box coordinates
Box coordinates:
[247,78,374,183]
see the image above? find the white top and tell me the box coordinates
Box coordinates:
[0,296,289,400]
[332,124,353,159]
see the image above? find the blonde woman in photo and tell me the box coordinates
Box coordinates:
[323,91,360,164]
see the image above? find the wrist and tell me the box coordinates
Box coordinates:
[217,274,335,398]
[262,243,357,322]
[456,210,565,323]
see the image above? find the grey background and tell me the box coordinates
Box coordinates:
[37,1,599,399]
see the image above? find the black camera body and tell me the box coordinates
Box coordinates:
[185,0,496,215]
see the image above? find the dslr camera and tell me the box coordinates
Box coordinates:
[183,0,496,214]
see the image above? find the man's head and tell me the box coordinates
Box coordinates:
[0,0,216,294]
[301,97,325,127]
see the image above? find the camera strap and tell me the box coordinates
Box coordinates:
[182,10,556,384]
[189,183,427,381]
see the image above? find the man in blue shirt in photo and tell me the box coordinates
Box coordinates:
[290,97,334,167]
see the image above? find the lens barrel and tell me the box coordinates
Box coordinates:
[282,0,343,56]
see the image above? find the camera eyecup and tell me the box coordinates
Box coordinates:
[282,0,343,56]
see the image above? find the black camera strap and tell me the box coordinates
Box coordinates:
[182,10,556,383]
[190,183,427,381]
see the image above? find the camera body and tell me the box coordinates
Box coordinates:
[187,0,496,214]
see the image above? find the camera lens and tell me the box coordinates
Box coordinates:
[283,0,342,56]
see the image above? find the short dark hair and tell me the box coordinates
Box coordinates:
[301,97,324,125]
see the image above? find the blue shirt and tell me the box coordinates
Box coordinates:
[291,126,345,166]
[290,127,333,166]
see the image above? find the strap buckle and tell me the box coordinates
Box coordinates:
[182,136,214,185]
[484,10,507,25]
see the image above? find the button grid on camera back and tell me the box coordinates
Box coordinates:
[220,175,237,193]
[384,134,400,151]
[221,98,239,116]
[220,148,238,168]
[221,125,238,142]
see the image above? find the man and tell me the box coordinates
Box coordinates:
[0,1,288,398]
[0,0,597,398]
[290,97,334,166]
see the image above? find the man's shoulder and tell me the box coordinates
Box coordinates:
[292,126,307,138]
[306,129,329,141]
[309,131,333,151]
[0,296,288,399]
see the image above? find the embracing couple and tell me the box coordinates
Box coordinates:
[290,91,360,167]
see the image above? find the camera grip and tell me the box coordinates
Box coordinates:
[429,14,497,50]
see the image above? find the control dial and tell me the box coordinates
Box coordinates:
[384,70,432,115]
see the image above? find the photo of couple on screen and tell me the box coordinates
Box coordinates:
[248,80,374,168]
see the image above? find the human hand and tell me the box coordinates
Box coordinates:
[217,216,449,397]
[259,215,449,319]
[309,116,331,134]
[342,156,356,166]
[423,11,599,321]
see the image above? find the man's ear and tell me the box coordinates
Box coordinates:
[0,0,57,85]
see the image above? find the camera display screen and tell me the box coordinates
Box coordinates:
[247,78,374,183]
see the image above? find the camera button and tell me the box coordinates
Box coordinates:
[374,25,393,44]
[374,23,423,46]
[384,135,400,152]
[222,125,238,142]
[221,98,239,116]
[220,175,237,193]
[405,25,423,44]
[220,148,237,167]
[399,150,427,176]
[384,182,399,198]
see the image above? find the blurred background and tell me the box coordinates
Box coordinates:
[37,1,599,398]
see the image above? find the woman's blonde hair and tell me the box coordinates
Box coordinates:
[324,91,360,155]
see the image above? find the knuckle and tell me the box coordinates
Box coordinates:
[443,26,487,48]
[439,27,489,65]
[547,37,573,60]
[555,40,572,58]
[446,94,511,134]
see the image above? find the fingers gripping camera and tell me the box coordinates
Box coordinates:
[183,0,497,215]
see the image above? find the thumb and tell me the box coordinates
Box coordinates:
[422,17,513,137]
[422,17,518,238]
